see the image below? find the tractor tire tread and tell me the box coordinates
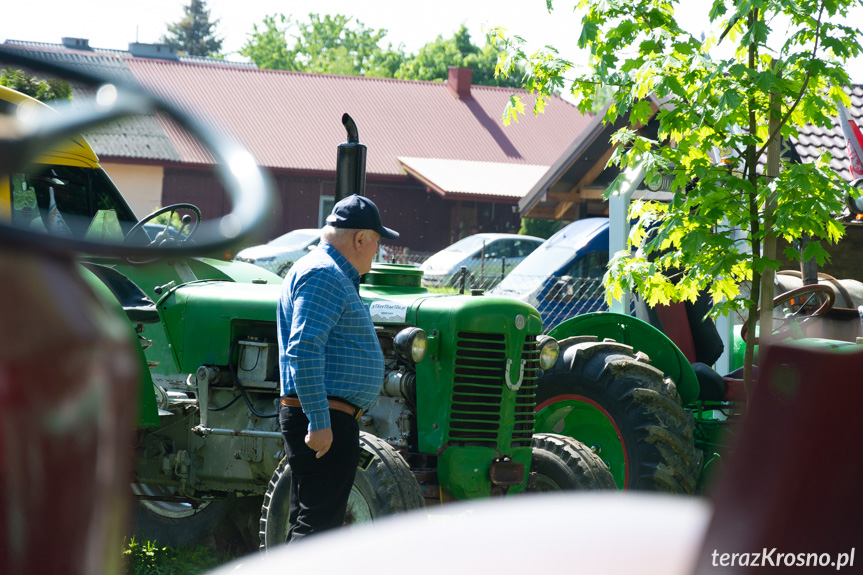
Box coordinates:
[538,338,701,493]
[532,433,617,490]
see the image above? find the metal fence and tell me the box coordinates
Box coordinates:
[533,276,607,332]
[425,261,529,292]
[376,246,607,332]
[375,246,434,267]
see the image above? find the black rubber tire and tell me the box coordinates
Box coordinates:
[529,433,617,491]
[536,339,701,494]
[259,431,425,550]
[133,491,262,554]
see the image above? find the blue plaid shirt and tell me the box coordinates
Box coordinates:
[277,241,384,431]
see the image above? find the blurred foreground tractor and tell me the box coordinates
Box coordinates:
[0,50,272,573]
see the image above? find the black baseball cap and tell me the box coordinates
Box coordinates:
[325,194,399,239]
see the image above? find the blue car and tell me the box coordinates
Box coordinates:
[489,218,609,331]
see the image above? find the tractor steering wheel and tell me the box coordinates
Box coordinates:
[125,204,202,246]
[741,284,836,344]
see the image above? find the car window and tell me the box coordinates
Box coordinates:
[513,239,541,258]
[479,240,505,259]
[564,251,608,279]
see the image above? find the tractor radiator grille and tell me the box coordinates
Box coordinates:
[449,332,538,448]
[514,338,538,447]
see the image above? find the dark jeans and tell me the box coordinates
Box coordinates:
[279,405,360,543]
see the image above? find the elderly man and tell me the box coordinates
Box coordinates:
[277,194,399,543]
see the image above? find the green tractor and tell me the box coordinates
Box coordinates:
[116,116,622,548]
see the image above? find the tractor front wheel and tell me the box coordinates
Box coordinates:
[259,432,424,550]
[528,433,616,492]
[535,339,701,493]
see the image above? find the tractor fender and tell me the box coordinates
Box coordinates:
[546,312,700,405]
[78,265,160,427]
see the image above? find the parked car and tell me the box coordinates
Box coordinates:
[235,227,395,277]
[234,228,321,277]
[489,218,609,330]
[419,233,544,289]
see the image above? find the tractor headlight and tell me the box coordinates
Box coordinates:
[394,327,427,363]
[537,335,560,370]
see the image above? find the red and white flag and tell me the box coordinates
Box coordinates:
[837,103,863,180]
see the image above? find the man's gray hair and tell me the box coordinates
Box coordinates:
[322,225,368,245]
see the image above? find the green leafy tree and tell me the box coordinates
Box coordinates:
[494,0,862,388]
[240,13,405,76]
[519,217,563,239]
[0,67,71,102]
[162,0,223,57]
[241,16,523,86]
[238,14,293,71]
[395,25,524,87]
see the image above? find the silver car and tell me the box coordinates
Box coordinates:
[419,233,544,290]
[234,228,321,277]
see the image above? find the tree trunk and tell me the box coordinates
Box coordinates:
[758,84,782,351]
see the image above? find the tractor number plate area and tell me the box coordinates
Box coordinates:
[489,457,525,487]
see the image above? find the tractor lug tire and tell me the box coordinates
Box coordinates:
[536,339,701,493]
[529,433,617,492]
[259,432,424,550]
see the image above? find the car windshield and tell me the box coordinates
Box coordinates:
[443,235,493,254]
[268,230,319,249]
[493,219,608,296]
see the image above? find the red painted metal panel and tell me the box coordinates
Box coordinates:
[695,341,863,572]
[0,251,138,575]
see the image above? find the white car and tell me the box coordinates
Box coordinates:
[419,233,544,289]
[234,228,322,277]
[235,228,394,276]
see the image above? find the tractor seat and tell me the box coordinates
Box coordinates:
[80,262,160,324]
[634,294,729,401]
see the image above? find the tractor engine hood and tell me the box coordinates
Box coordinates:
[360,263,441,325]
[160,281,281,373]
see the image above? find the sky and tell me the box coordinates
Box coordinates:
[3,0,863,83]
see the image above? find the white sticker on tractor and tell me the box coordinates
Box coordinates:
[369,300,408,323]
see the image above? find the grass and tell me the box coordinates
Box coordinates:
[123,538,232,575]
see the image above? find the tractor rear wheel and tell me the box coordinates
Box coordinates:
[528,433,616,492]
[259,432,424,550]
[535,339,700,493]
[133,486,261,554]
